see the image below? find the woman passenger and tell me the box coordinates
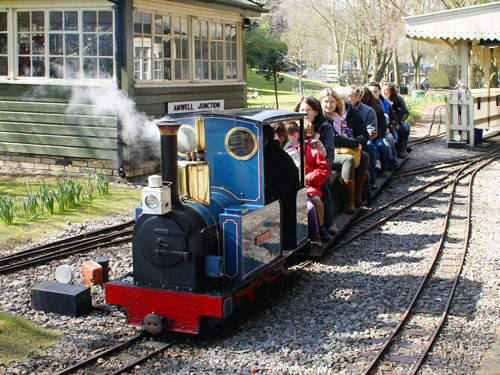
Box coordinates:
[319,88,370,212]
[294,97,337,235]
[381,82,410,157]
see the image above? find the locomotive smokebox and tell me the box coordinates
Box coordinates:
[157,120,182,209]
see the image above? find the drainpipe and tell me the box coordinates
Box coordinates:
[108,0,126,178]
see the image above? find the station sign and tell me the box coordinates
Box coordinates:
[167,99,224,114]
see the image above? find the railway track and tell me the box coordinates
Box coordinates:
[55,333,176,375]
[356,152,494,374]
[407,105,446,147]
[0,220,134,275]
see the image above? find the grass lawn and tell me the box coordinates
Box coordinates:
[246,69,330,110]
[0,176,141,250]
[0,311,60,366]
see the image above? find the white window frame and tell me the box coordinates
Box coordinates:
[134,8,242,85]
[0,6,115,82]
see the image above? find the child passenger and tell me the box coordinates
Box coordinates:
[284,121,332,243]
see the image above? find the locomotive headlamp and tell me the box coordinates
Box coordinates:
[142,175,172,215]
[144,194,159,209]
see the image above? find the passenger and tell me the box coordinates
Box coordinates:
[263,124,300,250]
[319,88,370,212]
[346,86,379,190]
[294,97,337,235]
[286,121,331,243]
[360,87,390,177]
[381,81,411,157]
[272,122,290,149]
[368,82,398,171]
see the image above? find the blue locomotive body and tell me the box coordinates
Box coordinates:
[106,109,309,334]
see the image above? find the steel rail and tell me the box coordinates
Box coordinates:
[359,153,499,375]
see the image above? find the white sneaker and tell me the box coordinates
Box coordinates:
[375,160,381,169]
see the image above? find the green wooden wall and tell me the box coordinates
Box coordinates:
[0,83,118,161]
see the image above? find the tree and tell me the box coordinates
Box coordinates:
[257,48,287,109]
[246,23,287,69]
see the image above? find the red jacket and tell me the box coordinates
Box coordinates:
[304,144,330,197]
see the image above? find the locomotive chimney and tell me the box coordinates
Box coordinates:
[156,120,183,209]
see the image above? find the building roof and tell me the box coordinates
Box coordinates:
[404,2,500,46]
[175,0,268,16]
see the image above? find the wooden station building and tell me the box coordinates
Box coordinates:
[0,0,265,179]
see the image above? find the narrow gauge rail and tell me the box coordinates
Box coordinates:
[357,152,499,374]
[407,105,446,147]
[0,220,134,275]
[55,333,176,375]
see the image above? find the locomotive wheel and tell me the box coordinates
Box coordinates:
[143,313,163,335]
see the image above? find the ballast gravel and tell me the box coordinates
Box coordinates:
[1,105,500,375]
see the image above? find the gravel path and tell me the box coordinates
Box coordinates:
[1,105,500,375]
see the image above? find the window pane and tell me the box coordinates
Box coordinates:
[32,34,45,55]
[99,34,113,56]
[155,15,162,35]
[217,42,223,60]
[99,58,113,78]
[83,34,97,56]
[143,13,151,34]
[98,11,112,32]
[134,59,141,79]
[164,59,171,80]
[19,57,30,76]
[181,18,187,36]
[134,35,142,57]
[174,38,181,59]
[163,16,170,35]
[32,57,45,77]
[225,24,231,39]
[153,59,162,80]
[195,61,201,80]
[209,23,215,39]
[201,21,208,39]
[32,11,44,32]
[154,36,162,58]
[226,43,231,60]
[202,41,208,60]
[134,12,142,33]
[181,38,188,59]
[173,17,180,35]
[217,62,223,80]
[210,42,215,60]
[0,13,7,32]
[203,61,209,80]
[50,11,63,31]
[65,34,79,55]
[216,23,222,40]
[142,59,151,80]
[231,25,236,41]
[83,11,97,32]
[64,11,78,31]
[18,34,30,55]
[0,34,7,54]
[143,37,152,58]
[163,38,171,58]
[194,21,200,38]
[182,60,189,80]
[210,62,216,80]
[65,57,79,78]
[50,57,63,78]
[232,43,237,60]
[49,34,63,55]
[232,62,238,79]
[83,58,97,78]
[194,40,200,60]
[175,60,181,80]
[18,12,30,32]
[0,56,7,75]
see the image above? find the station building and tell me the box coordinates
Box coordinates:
[0,0,265,179]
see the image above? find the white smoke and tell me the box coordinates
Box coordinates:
[66,83,161,156]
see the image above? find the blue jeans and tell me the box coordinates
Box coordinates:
[366,141,378,180]
[374,137,388,172]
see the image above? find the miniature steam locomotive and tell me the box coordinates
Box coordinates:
[106,109,310,334]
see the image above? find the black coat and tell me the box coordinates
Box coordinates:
[392,95,409,124]
[344,103,369,149]
[264,139,300,249]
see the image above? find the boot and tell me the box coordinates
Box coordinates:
[319,226,333,242]
[344,180,356,214]
[355,175,367,207]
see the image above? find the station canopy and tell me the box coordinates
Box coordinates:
[404,2,500,47]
